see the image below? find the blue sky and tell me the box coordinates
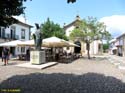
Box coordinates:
[20,0,125,37]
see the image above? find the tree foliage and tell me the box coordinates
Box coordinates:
[41,18,68,40]
[103,44,109,52]
[67,0,76,3]
[0,0,30,27]
[102,31,112,42]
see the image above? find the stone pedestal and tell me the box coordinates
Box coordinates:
[30,51,46,65]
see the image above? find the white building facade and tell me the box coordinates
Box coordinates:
[0,21,32,57]
[116,33,125,56]
[109,39,117,55]
[109,33,125,57]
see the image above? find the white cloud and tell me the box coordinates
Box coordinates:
[100,15,125,38]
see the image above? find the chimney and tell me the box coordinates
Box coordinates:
[23,13,27,23]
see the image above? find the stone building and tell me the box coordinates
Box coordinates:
[63,15,102,56]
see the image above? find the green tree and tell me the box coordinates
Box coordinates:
[70,17,110,59]
[98,27,112,53]
[103,44,109,52]
[102,31,112,53]
[41,18,68,40]
[0,0,30,27]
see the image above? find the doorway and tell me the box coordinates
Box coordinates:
[10,47,15,56]
[74,41,81,53]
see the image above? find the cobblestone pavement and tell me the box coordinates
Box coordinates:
[105,53,125,64]
[0,56,125,93]
[0,57,124,81]
[104,53,125,74]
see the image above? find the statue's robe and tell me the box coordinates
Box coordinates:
[33,29,42,50]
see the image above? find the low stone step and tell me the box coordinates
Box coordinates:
[15,62,58,69]
[118,65,125,70]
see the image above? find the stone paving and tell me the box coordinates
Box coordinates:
[105,54,125,70]
[0,55,125,93]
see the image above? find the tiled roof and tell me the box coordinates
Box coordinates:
[116,33,125,39]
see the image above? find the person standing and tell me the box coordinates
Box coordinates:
[2,47,10,66]
[26,48,30,61]
[2,51,4,62]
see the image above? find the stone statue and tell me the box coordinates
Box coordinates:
[33,23,42,50]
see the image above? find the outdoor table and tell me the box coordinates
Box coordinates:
[59,55,71,63]
[18,54,26,60]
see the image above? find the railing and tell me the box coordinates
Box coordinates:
[1,35,6,39]
[10,35,19,40]
[0,33,19,40]
[0,33,9,39]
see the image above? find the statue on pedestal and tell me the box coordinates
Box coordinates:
[33,23,43,51]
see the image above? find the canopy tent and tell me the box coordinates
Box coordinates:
[43,37,69,47]
[112,47,117,50]
[17,40,35,46]
[65,41,80,47]
[0,40,24,47]
[17,39,51,47]
[18,36,80,47]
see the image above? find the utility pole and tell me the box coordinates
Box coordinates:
[23,12,27,23]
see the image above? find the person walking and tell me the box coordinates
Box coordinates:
[2,50,4,62]
[2,47,10,66]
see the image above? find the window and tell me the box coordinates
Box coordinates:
[98,44,101,50]
[75,26,79,29]
[21,29,25,39]
[0,27,1,37]
[21,47,25,53]
[10,26,16,39]
[119,38,123,45]
[17,47,19,52]
[1,27,5,38]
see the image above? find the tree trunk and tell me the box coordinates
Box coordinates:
[86,42,90,59]
[100,40,103,54]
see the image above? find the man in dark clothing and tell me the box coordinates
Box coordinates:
[26,48,30,61]
[2,47,9,65]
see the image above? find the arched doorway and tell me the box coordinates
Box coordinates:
[74,41,81,53]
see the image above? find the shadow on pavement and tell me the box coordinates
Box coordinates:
[0,73,125,93]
